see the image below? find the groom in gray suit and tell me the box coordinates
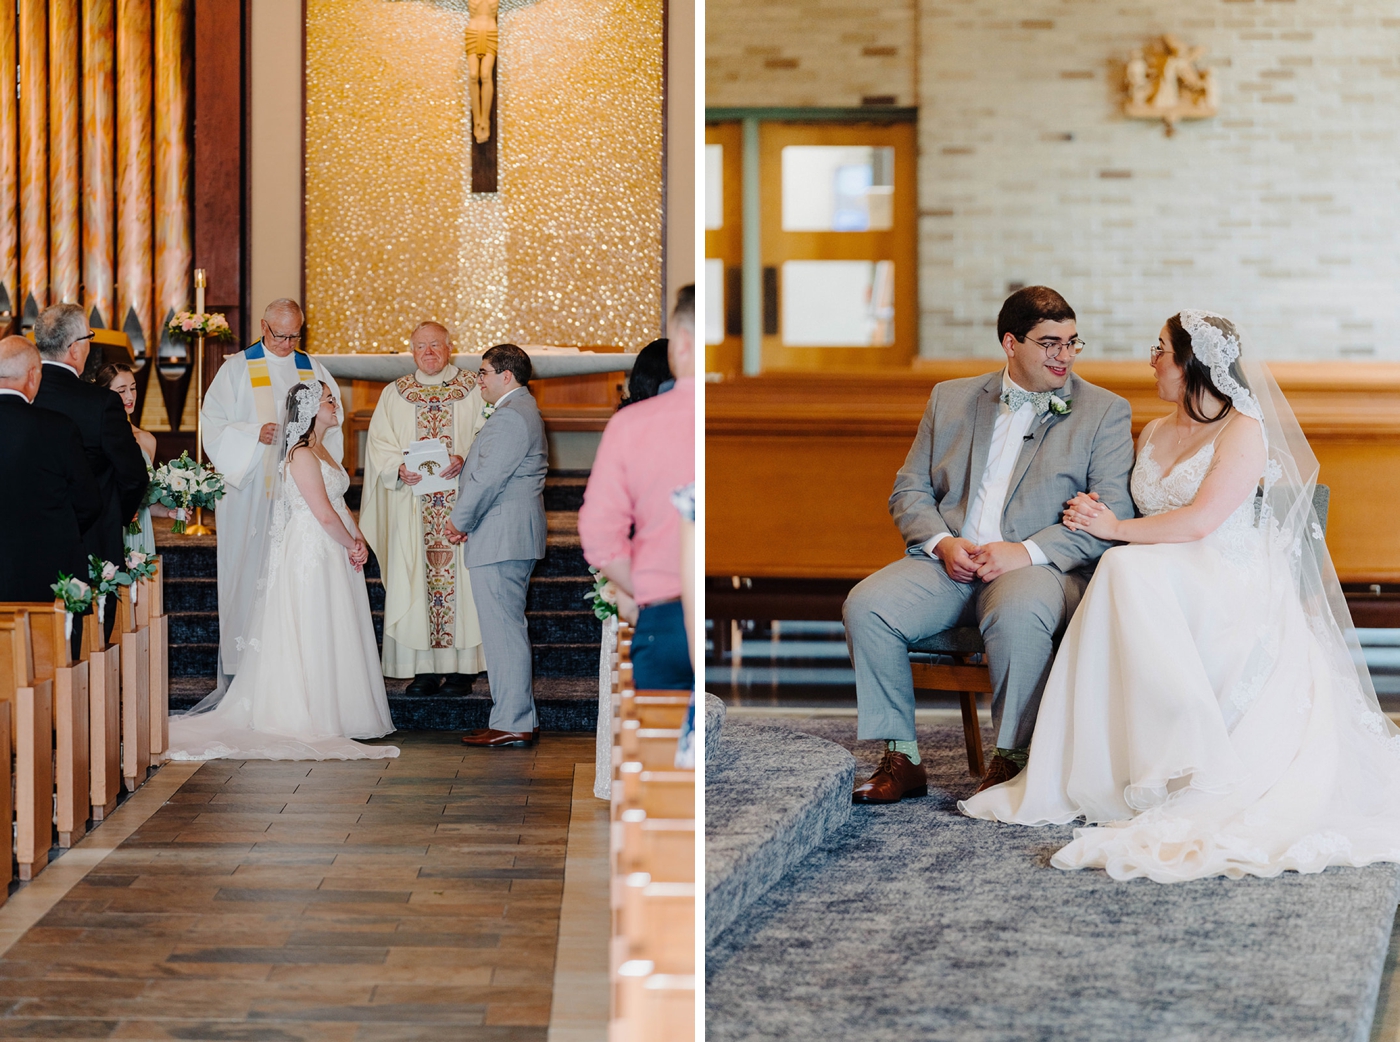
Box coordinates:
[447,344,549,748]
[845,287,1135,802]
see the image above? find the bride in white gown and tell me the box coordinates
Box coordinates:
[167,382,399,761]
[961,310,1400,882]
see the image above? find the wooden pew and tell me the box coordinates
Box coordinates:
[0,612,52,880]
[607,622,694,1042]
[144,558,168,757]
[4,602,90,848]
[116,586,150,790]
[81,606,122,821]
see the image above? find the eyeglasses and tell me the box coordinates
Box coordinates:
[266,331,302,343]
[73,332,96,344]
[1150,344,1168,362]
[1020,334,1086,358]
[478,366,499,376]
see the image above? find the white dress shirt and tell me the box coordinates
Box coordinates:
[492,385,524,410]
[0,387,30,402]
[41,359,80,377]
[926,371,1049,567]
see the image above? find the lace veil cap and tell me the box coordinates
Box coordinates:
[1179,309,1395,743]
[282,382,323,458]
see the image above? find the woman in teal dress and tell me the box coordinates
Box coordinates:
[95,363,168,555]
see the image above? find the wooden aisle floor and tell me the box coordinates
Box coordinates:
[0,731,597,1042]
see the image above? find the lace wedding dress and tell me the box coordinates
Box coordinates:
[167,455,399,761]
[960,420,1400,882]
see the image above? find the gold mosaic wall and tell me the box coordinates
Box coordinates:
[304,0,664,354]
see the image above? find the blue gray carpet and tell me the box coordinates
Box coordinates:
[706,715,1400,1042]
[706,721,854,945]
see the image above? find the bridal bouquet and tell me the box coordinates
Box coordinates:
[151,452,226,533]
[585,566,620,621]
[166,310,235,344]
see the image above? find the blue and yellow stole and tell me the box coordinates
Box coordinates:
[245,340,316,426]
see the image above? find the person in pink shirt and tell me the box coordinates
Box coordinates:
[578,285,696,690]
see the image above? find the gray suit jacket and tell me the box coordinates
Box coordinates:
[890,370,1135,574]
[450,387,548,567]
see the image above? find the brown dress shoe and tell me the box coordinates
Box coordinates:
[973,754,1023,794]
[461,729,536,748]
[852,750,928,804]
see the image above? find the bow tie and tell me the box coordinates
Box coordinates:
[1001,387,1054,415]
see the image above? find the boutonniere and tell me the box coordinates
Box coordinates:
[481,402,496,420]
[1048,395,1072,416]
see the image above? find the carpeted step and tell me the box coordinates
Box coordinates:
[163,577,217,613]
[168,675,599,731]
[705,693,726,765]
[705,721,855,946]
[527,577,594,612]
[544,472,588,513]
[170,643,218,677]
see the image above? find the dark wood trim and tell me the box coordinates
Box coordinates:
[298,0,307,320]
[192,0,247,382]
[240,0,253,352]
[659,0,667,332]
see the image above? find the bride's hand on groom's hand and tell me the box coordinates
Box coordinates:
[1063,492,1119,540]
[349,539,368,571]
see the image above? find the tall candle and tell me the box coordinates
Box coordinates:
[194,266,204,315]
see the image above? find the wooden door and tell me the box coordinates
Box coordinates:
[758,121,916,371]
[705,122,743,377]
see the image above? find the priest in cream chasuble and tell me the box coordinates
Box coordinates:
[361,323,487,695]
[201,299,344,687]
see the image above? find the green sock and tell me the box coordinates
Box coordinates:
[887,739,921,765]
[995,746,1029,768]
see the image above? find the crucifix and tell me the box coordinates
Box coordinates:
[467,0,500,193]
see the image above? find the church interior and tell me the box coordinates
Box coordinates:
[0,0,695,1039]
[704,2,1400,1039]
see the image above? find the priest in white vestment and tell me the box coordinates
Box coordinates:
[360,322,487,696]
[201,299,344,687]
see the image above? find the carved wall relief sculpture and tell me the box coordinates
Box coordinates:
[1123,34,1218,136]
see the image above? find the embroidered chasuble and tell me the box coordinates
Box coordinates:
[361,365,487,678]
[201,343,344,681]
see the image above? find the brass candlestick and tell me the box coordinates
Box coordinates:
[183,267,212,536]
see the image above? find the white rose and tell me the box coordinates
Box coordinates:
[600,582,620,606]
[101,562,117,582]
[128,552,147,566]
[73,580,89,597]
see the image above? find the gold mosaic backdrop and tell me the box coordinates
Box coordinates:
[304,0,664,354]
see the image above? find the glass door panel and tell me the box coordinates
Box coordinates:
[705,122,744,377]
[760,122,915,371]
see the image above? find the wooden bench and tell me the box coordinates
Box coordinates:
[0,611,51,880]
[606,621,695,1041]
[2,602,90,847]
[80,603,122,821]
[116,586,150,790]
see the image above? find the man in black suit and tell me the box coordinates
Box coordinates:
[0,337,102,618]
[32,304,149,640]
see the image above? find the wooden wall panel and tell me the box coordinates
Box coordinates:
[82,0,116,328]
[707,362,1400,584]
[48,0,81,305]
[0,1,16,319]
[18,0,47,315]
[192,0,244,350]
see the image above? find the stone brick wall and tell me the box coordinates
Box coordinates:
[706,0,916,108]
[919,1,1400,360]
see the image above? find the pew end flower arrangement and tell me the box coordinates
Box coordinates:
[585,566,621,621]
[150,452,227,534]
[50,574,93,639]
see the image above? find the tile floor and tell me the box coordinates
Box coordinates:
[0,732,605,1042]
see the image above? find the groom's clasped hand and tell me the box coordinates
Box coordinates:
[933,536,1034,583]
